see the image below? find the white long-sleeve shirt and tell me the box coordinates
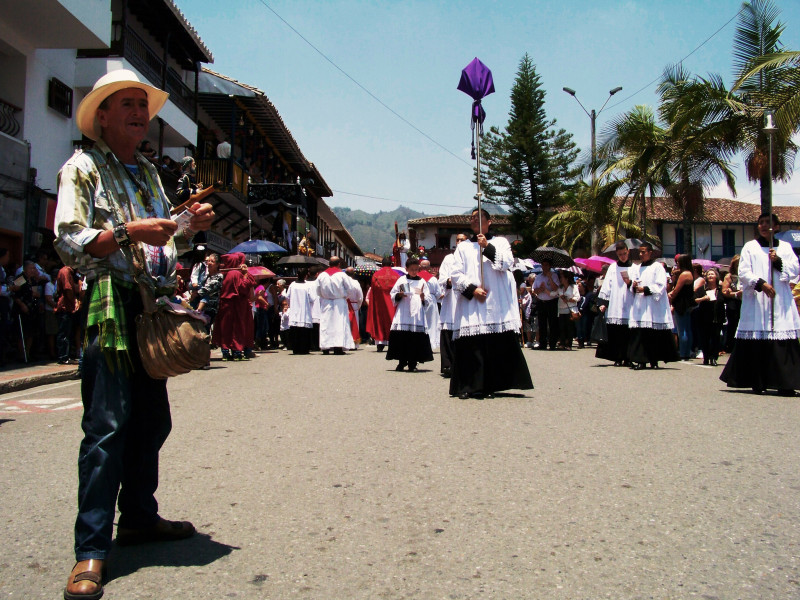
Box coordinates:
[557,284,580,315]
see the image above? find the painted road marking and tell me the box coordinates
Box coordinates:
[0,397,81,414]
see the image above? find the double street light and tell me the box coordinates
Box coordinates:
[562,85,623,185]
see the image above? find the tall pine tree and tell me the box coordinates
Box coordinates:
[480,54,579,249]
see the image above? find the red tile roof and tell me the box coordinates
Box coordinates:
[407,214,512,226]
[630,196,800,226]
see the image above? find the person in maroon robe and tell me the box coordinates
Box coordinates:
[212,252,256,360]
[366,257,400,352]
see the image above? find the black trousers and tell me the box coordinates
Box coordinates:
[537,299,559,349]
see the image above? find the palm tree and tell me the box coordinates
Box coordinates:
[736,50,800,136]
[729,0,798,213]
[599,66,737,255]
[541,177,641,254]
[658,65,738,254]
[599,104,671,239]
[733,51,800,137]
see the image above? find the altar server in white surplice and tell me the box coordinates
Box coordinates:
[286,268,315,354]
[449,208,533,399]
[437,233,469,376]
[418,259,440,351]
[721,213,800,395]
[385,258,434,372]
[626,242,678,370]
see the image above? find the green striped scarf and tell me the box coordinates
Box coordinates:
[86,274,136,368]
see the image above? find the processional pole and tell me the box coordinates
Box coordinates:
[475,117,484,287]
[765,109,777,331]
[458,57,495,290]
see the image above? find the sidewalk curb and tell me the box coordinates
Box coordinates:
[0,369,79,395]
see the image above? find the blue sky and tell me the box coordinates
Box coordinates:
[180,0,800,214]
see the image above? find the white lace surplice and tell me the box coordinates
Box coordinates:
[437,253,458,331]
[390,276,431,333]
[627,262,673,330]
[450,236,521,339]
[287,281,314,328]
[597,262,633,326]
[736,239,800,341]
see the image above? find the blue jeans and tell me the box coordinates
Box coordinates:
[74,284,171,561]
[674,310,693,358]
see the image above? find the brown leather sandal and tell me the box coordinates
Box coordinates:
[64,559,104,600]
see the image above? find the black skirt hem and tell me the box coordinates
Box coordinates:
[386,330,434,363]
[449,331,533,396]
[595,323,629,362]
[627,327,679,364]
[720,338,800,390]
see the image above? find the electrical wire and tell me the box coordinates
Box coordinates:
[255,2,779,213]
[256,0,472,169]
[332,189,512,211]
[608,6,746,110]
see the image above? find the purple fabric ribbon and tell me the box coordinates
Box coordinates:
[457,58,495,160]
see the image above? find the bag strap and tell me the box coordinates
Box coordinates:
[85,147,157,313]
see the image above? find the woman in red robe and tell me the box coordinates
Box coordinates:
[212,252,256,360]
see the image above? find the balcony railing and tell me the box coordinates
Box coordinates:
[0,98,22,138]
[78,22,195,119]
[196,158,248,200]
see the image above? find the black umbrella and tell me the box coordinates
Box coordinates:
[530,247,574,269]
[276,255,328,267]
[602,238,645,253]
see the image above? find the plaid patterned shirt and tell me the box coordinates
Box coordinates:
[54,139,191,286]
[198,273,223,312]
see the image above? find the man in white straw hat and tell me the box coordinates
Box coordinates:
[54,69,215,600]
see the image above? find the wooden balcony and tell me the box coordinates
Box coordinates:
[196,158,248,200]
[78,22,195,119]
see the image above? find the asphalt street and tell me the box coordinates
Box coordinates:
[2,346,799,599]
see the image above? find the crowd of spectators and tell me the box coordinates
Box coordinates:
[515,250,744,367]
[0,246,85,368]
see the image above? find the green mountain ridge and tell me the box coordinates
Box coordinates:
[332,206,430,256]
[332,204,510,256]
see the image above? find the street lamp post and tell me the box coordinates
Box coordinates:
[562,86,622,186]
[562,85,622,252]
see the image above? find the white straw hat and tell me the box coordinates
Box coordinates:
[76,69,169,140]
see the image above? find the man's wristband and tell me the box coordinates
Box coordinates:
[113,223,132,247]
